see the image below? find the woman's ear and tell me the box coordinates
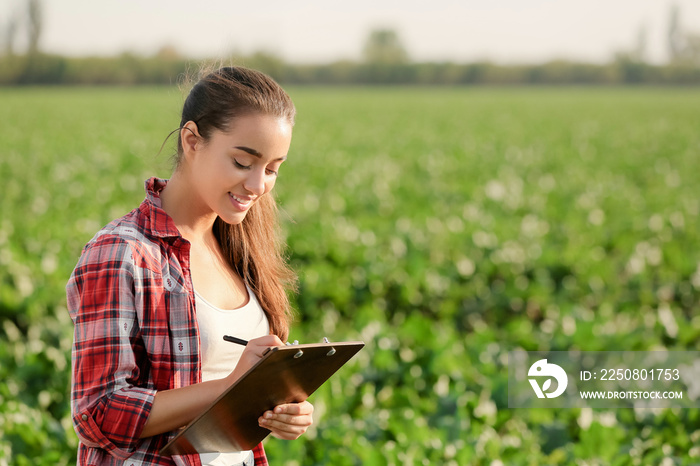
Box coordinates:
[180,121,201,157]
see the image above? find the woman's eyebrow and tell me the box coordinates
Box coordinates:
[235,146,263,158]
[234,146,287,161]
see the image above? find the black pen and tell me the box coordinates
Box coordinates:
[224,335,279,356]
[223,335,248,346]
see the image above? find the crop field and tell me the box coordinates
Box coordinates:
[1,85,699,465]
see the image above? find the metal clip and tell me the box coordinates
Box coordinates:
[323,337,336,356]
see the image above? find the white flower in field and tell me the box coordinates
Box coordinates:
[16,271,34,298]
[562,315,576,336]
[678,360,700,401]
[588,208,605,225]
[646,246,662,266]
[41,254,58,274]
[493,240,526,265]
[390,237,406,257]
[669,211,685,229]
[456,257,475,277]
[521,214,549,237]
[626,256,645,275]
[578,407,593,430]
[692,263,700,289]
[657,304,678,339]
[485,179,506,201]
[648,214,664,232]
[446,216,463,233]
[474,398,497,419]
[473,230,497,249]
[434,374,450,397]
[360,230,376,246]
[598,411,617,427]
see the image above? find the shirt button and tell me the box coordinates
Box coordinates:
[82,414,88,421]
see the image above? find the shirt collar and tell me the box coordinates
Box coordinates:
[139,177,182,239]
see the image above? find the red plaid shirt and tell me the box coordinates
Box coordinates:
[67,178,268,466]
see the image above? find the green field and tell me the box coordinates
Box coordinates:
[1,85,699,465]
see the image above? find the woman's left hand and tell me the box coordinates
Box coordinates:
[258,400,314,440]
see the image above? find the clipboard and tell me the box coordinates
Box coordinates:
[160,340,364,456]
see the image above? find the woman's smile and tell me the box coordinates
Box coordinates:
[229,192,255,211]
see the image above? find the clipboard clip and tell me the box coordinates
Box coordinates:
[323,337,336,356]
[282,337,337,358]
[284,339,303,357]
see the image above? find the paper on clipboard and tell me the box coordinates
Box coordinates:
[160,340,364,456]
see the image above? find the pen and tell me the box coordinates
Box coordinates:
[224,335,301,346]
[223,335,248,346]
[224,335,279,356]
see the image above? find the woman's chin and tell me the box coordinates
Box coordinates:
[218,211,248,226]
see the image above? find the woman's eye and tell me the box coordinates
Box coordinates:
[233,159,251,169]
[266,168,279,176]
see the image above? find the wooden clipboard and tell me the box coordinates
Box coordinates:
[160,340,364,456]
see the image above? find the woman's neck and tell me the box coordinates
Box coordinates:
[160,172,218,245]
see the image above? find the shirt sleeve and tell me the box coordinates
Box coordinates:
[67,233,156,460]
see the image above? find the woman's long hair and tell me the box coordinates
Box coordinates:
[176,66,297,340]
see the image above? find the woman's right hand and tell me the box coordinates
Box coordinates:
[225,335,284,386]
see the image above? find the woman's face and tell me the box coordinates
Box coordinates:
[186,113,292,225]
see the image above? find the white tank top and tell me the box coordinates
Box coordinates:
[195,286,269,466]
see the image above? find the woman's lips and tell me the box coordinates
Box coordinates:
[229,192,253,211]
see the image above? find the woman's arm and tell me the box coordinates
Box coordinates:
[69,235,169,458]
[139,377,227,438]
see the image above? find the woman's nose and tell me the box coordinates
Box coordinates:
[243,168,266,196]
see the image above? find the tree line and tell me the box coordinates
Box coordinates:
[2,51,699,86]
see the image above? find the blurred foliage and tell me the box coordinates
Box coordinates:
[362,29,409,65]
[0,86,699,465]
[2,52,700,86]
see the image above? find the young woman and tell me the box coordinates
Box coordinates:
[67,67,313,466]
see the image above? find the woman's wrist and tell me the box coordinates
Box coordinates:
[140,378,232,438]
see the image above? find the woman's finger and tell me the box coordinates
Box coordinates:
[258,401,314,439]
[258,415,312,439]
[269,400,314,416]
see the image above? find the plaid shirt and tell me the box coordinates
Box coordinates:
[67,178,268,466]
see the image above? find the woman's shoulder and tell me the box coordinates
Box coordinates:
[79,207,168,270]
[83,208,141,248]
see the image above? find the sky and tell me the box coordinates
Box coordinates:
[3,0,700,64]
